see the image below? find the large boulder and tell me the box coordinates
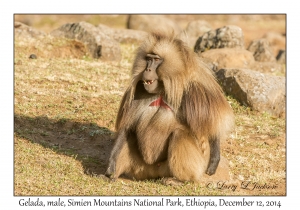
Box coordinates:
[15,21,46,39]
[199,48,284,75]
[51,22,122,62]
[127,15,181,34]
[263,32,286,45]
[194,25,245,53]
[97,24,148,44]
[247,38,276,62]
[185,20,212,38]
[251,61,285,75]
[216,68,286,117]
[263,32,286,56]
[199,48,255,71]
[14,22,88,59]
[180,20,212,48]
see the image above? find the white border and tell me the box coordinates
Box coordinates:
[3,1,297,209]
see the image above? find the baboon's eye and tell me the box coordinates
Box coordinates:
[154,58,160,61]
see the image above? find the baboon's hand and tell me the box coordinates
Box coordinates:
[206,136,220,176]
[105,162,116,179]
[206,166,216,175]
[206,159,219,175]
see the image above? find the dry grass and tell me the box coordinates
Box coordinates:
[14,15,286,196]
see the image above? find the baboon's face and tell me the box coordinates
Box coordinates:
[142,53,163,94]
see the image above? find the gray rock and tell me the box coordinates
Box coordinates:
[216,68,285,117]
[127,15,181,34]
[199,48,284,75]
[262,32,286,61]
[51,22,121,61]
[15,21,89,60]
[247,38,276,62]
[199,48,255,72]
[251,61,285,75]
[185,20,212,38]
[97,24,148,44]
[14,21,46,39]
[276,50,286,64]
[194,25,245,53]
[179,20,212,48]
[263,32,286,49]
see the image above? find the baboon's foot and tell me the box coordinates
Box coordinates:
[98,174,115,182]
[161,177,184,186]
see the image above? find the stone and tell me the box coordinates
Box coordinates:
[14,21,46,39]
[97,24,148,44]
[216,68,286,117]
[180,20,212,48]
[251,61,285,75]
[276,50,286,64]
[15,22,88,59]
[51,21,121,62]
[199,48,284,75]
[247,38,276,62]
[194,25,245,53]
[127,15,181,34]
[199,48,255,72]
[263,32,286,55]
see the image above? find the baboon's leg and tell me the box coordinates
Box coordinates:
[105,130,130,179]
[168,130,210,182]
[106,131,170,180]
[126,132,170,180]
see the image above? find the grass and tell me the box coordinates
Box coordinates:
[14,25,286,196]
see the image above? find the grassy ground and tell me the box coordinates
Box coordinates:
[14,15,286,196]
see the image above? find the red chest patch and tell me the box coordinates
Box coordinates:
[149,96,172,110]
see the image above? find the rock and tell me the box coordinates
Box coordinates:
[29,54,37,59]
[247,38,276,62]
[199,48,255,71]
[112,29,148,44]
[14,21,46,39]
[263,32,286,45]
[97,24,148,44]
[276,50,286,64]
[15,22,88,59]
[264,139,274,146]
[185,20,212,38]
[199,48,284,75]
[51,22,121,61]
[216,68,285,117]
[263,32,286,49]
[127,15,181,34]
[180,20,212,48]
[95,23,114,35]
[194,25,245,53]
[263,32,286,55]
[251,61,285,75]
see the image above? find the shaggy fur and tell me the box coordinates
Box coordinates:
[105,32,234,182]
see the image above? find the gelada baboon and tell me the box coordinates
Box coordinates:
[105,32,234,183]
